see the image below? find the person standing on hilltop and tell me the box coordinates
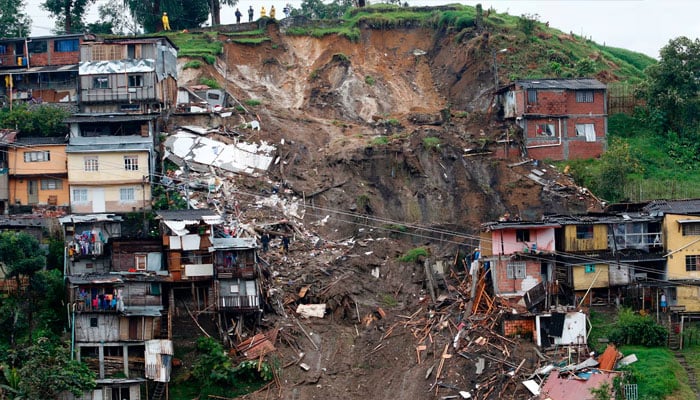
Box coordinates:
[283,4,291,18]
[248,5,254,22]
[162,12,171,31]
[260,6,266,18]
[270,5,276,19]
[235,8,242,24]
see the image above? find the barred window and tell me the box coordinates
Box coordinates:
[575,90,594,103]
[124,155,139,171]
[507,262,526,279]
[84,157,98,171]
[682,222,700,236]
[686,255,699,272]
[41,179,62,190]
[120,187,135,202]
[73,189,88,202]
[24,151,50,162]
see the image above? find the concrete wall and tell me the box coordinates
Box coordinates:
[488,227,556,255]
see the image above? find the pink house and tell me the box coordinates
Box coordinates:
[480,221,560,297]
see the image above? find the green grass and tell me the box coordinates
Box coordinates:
[198,77,220,89]
[221,28,266,36]
[620,345,694,400]
[371,136,389,146]
[244,99,262,106]
[169,32,222,60]
[182,60,202,69]
[399,247,428,262]
[231,37,272,45]
[422,137,441,150]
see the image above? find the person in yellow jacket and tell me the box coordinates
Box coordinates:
[162,12,171,31]
[260,6,266,18]
[269,5,276,19]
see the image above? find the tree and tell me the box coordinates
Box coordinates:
[17,337,95,398]
[595,138,641,202]
[94,0,140,34]
[0,0,31,37]
[643,36,700,139]
[42,0,96,33]
[0,104,70,137]
[294,0,354,19]
[128,0,209,33]
[209,0,238,26]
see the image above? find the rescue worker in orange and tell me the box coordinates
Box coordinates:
[162,12,171,31]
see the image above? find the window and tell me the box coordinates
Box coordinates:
[73,188,88,202]
[515,229,530,242]
[527,89,537,104]
[24,151,50,162]
[507,261,526,279]
[0,45,6,54]
[27,40,47,54]
[120,104,140,112]
[585,264,596,273]
[575,90,594,103]
[149,283,161,295]
[84,157,98,171]
[576,225,594,239]
[208,92,221,100]
[90,317,98,327]
[54,39,79,52]
[686,255,699,272]
[536,124,555,137]
[111,387,130,400]
[135,254,147,270]
[120,187,135,202]
[124,155,139,171]
[92,76,109,89]
[128,74,143,87]
[682,222,700,236]
[40,179,62,190]
[575,123,596,142]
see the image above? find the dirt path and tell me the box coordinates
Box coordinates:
[674,352,700,400]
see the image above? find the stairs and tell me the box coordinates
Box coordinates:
[674,352,700,400]
[151,381,166,400]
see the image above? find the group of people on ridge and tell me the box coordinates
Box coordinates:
[235,4,292,23]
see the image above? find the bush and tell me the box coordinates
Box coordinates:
[422,137,441,151]
[608,308,667,347]
[244,99,262,106]
[183,60,202,69]
[198,77,220,89]
[399,247,429,262]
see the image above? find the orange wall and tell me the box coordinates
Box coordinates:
[7,144,69,206]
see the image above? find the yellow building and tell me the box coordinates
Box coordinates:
[7,137,69,207]
[662,212,700,311]
[66,136,152,213]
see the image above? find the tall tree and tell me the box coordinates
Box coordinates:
[643,36,700,139]
[128,0,209,33]
[209,0,237,26]
[42,0,96,33]
[295,0,354,19]
[0,0,31,37]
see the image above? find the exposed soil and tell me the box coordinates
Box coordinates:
[168,21,602,400]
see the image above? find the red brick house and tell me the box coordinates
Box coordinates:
[499,78,607,161]
[0,34,84,104]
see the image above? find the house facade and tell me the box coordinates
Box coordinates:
[499,78,607,161]
[7,136,69,208]
[645,200,700,312]
[480,221,559,298]
[1,34,83,106]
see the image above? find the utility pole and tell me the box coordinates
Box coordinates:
[492,48,508,89]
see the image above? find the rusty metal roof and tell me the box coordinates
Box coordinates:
[515,78,606,90]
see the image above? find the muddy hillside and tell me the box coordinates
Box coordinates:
[174,21,598,242]
[166,19,604,400]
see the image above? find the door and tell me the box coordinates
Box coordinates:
[92,188,105,212]
[27,179,38,204]
[245,280,258,307]
[129,318,138,340]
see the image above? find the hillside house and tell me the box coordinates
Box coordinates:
[212,237,262,314]
[498,78,607,161]
[78,36,177,114]
[7,136,69,209]
[645,200,700,312]
[60,214,123,275]
[545,213,664,306]
[480,221,559,298]
[0,34,83,106]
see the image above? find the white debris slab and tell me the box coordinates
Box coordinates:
[165,132,276,177]
[296,304,327,318]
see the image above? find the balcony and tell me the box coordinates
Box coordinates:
[215,263,256,279]
[219,295,260,310]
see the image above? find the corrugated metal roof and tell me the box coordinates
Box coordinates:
[155,209,222,221]
[15,136,67,145]
[483,221,561,231]
[211,237,258,250]
[644,199,700,215]
[540,371,618,400]
[58,213,123,224]
[65,114,157,123]
[79,59,155,75]
[66,141,152,153]
[516,78,606,90]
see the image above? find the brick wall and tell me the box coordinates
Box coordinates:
[494,259,541,294]
[503,317,535,338]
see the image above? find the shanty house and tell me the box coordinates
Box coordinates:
[499,78,607,161]
[78,36,177,114]
[0,130,17,214]
[212,237,262,313]
[480,221,559,298]
[7,136,69,209]
[60,214,123,275]
[0,34,83,105]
